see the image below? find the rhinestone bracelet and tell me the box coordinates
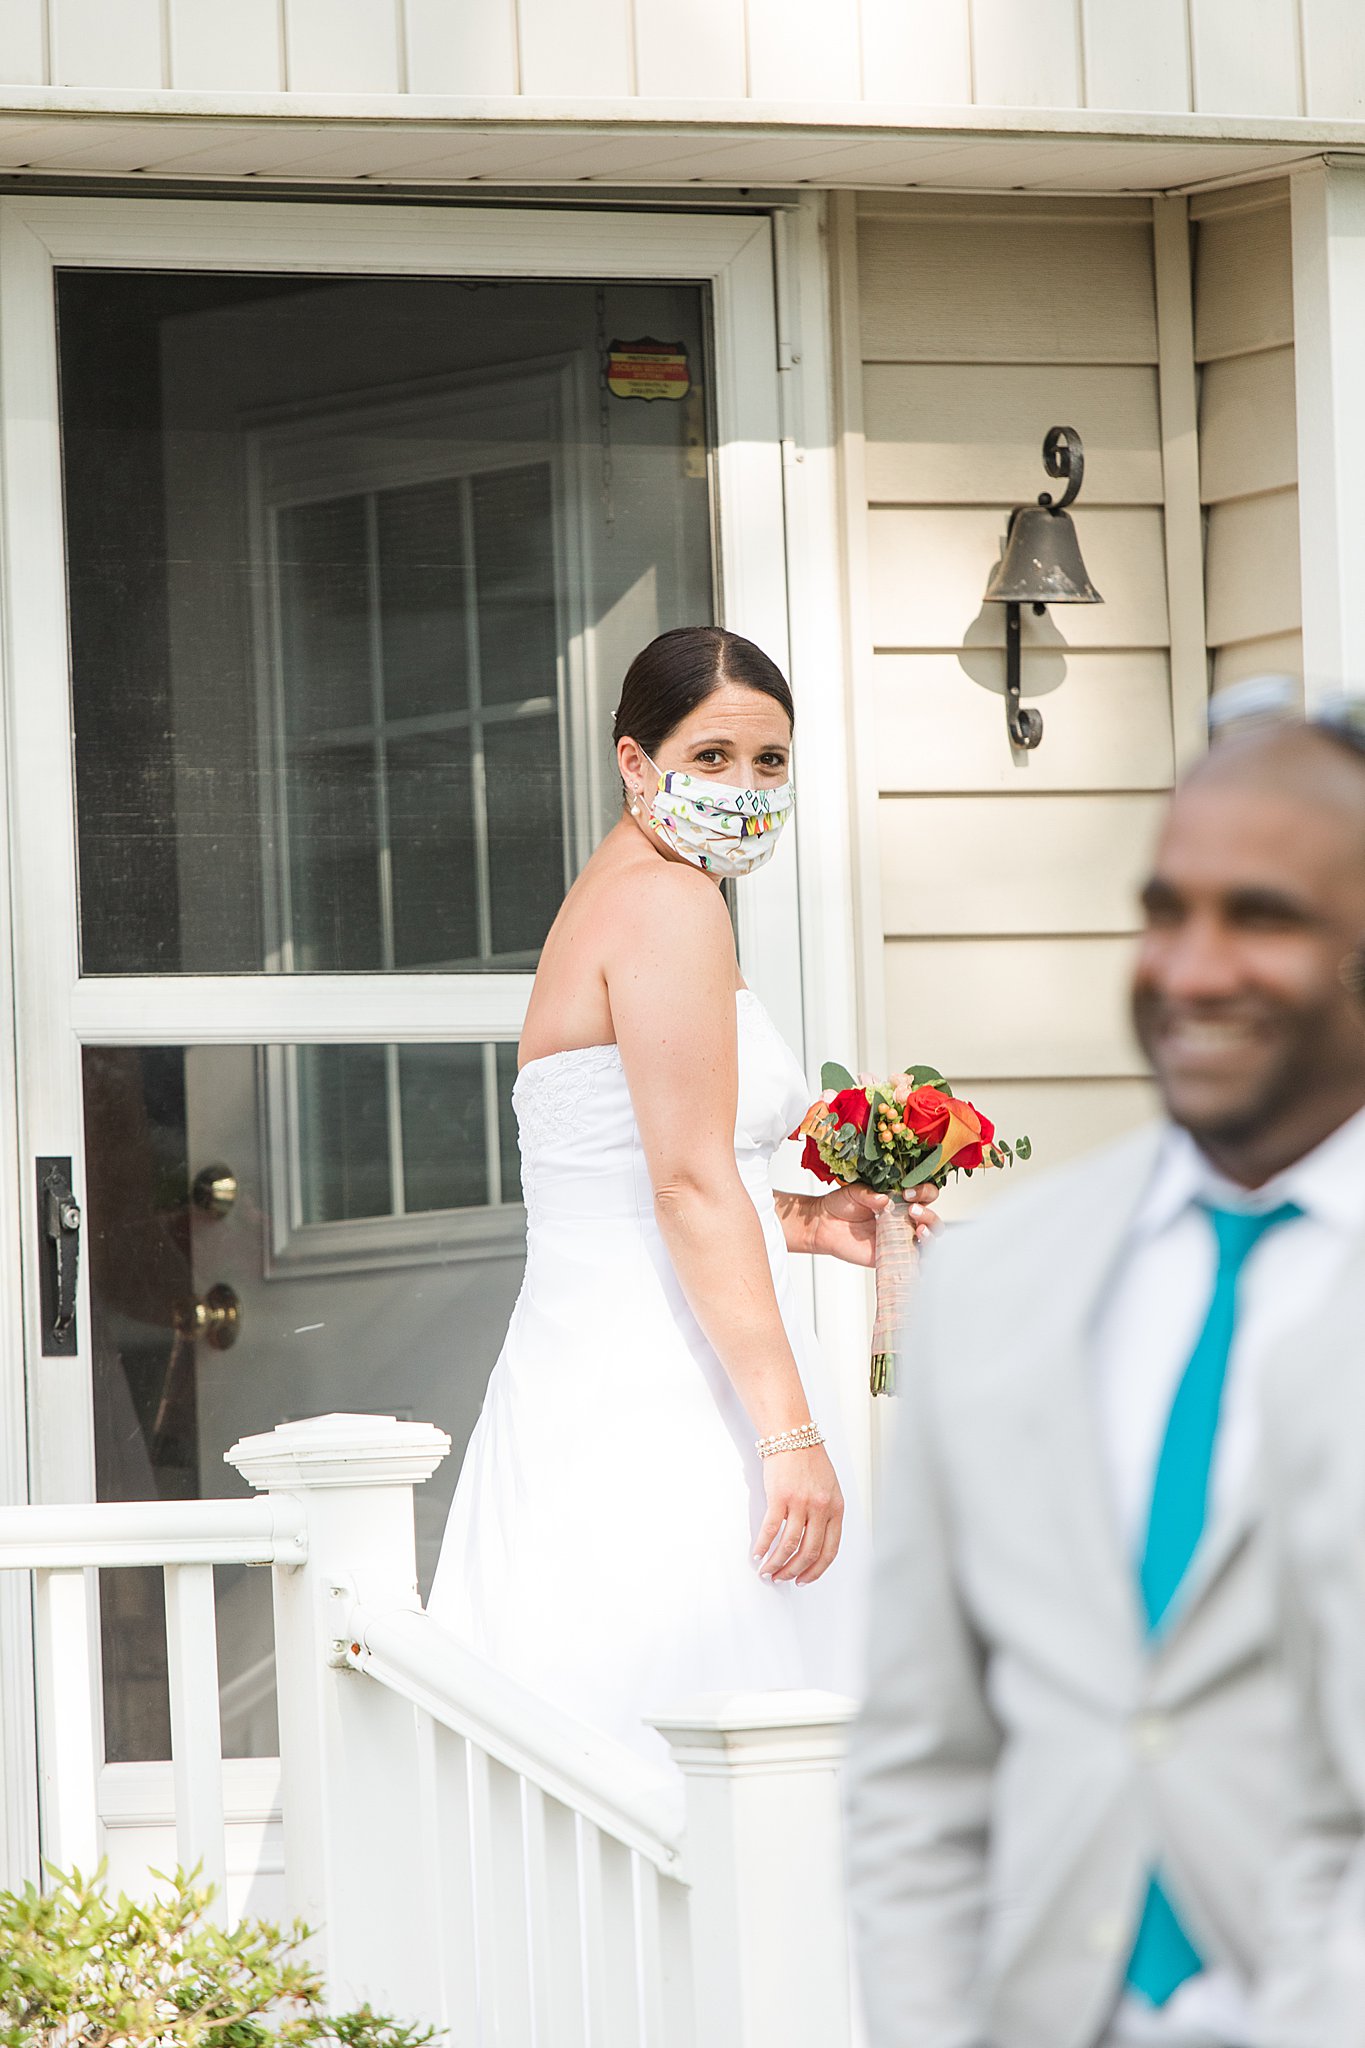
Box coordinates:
[756,1421,825,1459]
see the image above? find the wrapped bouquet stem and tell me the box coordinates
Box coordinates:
[870,1199,919,1396]
[794,1061,1031,1396]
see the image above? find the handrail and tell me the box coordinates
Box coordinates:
[350,1603,687,1874]
[0,1496,308,1569]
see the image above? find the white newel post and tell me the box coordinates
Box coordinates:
[651,1690,857,2048]
[225,1413,450,2022]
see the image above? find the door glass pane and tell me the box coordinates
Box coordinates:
[296,1046,393,1223]
[398,1045,494,1214]
[486,712,566,960]
[376,479,470,724]
[286,744,384,974]
[387,730,478,970]
[58,272,716,975]
[84,1040,525,1764]
[471,463,560,710]
[277,496,373,736]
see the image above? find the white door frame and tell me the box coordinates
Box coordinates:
[0,190,860,1885]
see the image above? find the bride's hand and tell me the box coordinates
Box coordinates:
[807,1182,941,1266]
[753,1444,845,1585]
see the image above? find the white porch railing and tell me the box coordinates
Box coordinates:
[0,1413,858,2048]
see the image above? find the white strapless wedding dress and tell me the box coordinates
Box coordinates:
[428,989,869,1771]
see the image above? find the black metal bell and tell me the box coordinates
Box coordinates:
[978,425,1104,753]
[983,501,1102,606]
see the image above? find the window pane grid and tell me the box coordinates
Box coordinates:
[461,472,496,969]
[279,696,557,753]
[275,476,564,977]
[365,492,399,978]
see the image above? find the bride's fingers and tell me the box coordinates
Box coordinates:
[753,1503,788,1567]
[758,1511,807,1579]
[771,1511,826,1583]
[796,1512,843,1586]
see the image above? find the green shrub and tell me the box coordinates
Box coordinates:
[0,1865,440,2048]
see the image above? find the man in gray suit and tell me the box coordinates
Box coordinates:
[1253,721,1365,2048]
[846,720,1365,2048]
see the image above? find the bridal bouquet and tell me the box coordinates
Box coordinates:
[793,1062,1030,1395]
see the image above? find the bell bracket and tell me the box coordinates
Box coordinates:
[982,424,1102,753]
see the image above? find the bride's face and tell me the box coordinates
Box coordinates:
[618,682,792,804]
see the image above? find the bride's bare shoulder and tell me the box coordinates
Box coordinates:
[607,846,731,944]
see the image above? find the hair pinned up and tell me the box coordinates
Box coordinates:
[612,627,794,762]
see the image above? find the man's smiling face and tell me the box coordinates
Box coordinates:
[1132,729,1365,1185]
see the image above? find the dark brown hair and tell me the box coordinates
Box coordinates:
[612,626,794,760]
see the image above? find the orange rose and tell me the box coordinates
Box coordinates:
[948,1102,995,1170]
[900,1085,953,1146]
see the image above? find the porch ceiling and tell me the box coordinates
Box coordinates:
[0,95,1358,195]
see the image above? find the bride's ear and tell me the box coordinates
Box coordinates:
[617,736,649,805]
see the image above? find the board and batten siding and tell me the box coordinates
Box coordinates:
[836,193,1209,1211]
[1,0,1363,116]
[1194,184,1304,700]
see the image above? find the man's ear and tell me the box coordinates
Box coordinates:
[1338,944,1365,999]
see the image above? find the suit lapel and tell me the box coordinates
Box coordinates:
[1158,1214,1365,1639]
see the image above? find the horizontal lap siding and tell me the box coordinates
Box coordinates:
[855,196,1167,1213]
[1193,189,1303,698]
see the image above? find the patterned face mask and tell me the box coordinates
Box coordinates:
[634,749,794,876]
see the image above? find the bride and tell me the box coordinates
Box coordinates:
[429,626,936,1766]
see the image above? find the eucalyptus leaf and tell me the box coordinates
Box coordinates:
[905,1064,947,1089]
[821,1061,857,1092]
[904,1143,945,1186]
[1015,1135,1033,1160]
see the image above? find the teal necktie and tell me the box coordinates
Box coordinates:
[1126,1200,1302,2008]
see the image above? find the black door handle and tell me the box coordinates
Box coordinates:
[36,1157,81,1357]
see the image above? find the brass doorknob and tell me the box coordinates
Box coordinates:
[192,1164,238,1219]
[174,1283,242,1351]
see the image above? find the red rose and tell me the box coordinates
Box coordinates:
[949,1103,996,1170]
[900,1085,953,1146]
[799,1133,839,1184]
[829,1086,872,1132]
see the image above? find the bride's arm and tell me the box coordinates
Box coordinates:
[607,863,842,1587]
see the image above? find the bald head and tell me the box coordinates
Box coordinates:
[1185,722,1365,856]
[1133,721,1365,1185]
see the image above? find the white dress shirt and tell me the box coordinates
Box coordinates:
[1093,1105,1365,2047]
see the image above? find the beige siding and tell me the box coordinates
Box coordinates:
[168,0,283,92]
[1190,0,1302,117]
[849,194,1180,1211]
[50,0,162,87]
[1194,188,1304,699]
[4,0,1361,117]
[859,204,1159,365]
[882,935,1146,1078]
[404,0,520,95]
[865,364,1164,505]
[0,0,46,84]
[286,0,403,92]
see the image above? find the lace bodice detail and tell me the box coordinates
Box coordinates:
[512,1042,624,1146]
[510,991,810,1223]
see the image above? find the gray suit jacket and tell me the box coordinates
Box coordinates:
[1256,1255,1365,2048]
[845,1127,1294,2048]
